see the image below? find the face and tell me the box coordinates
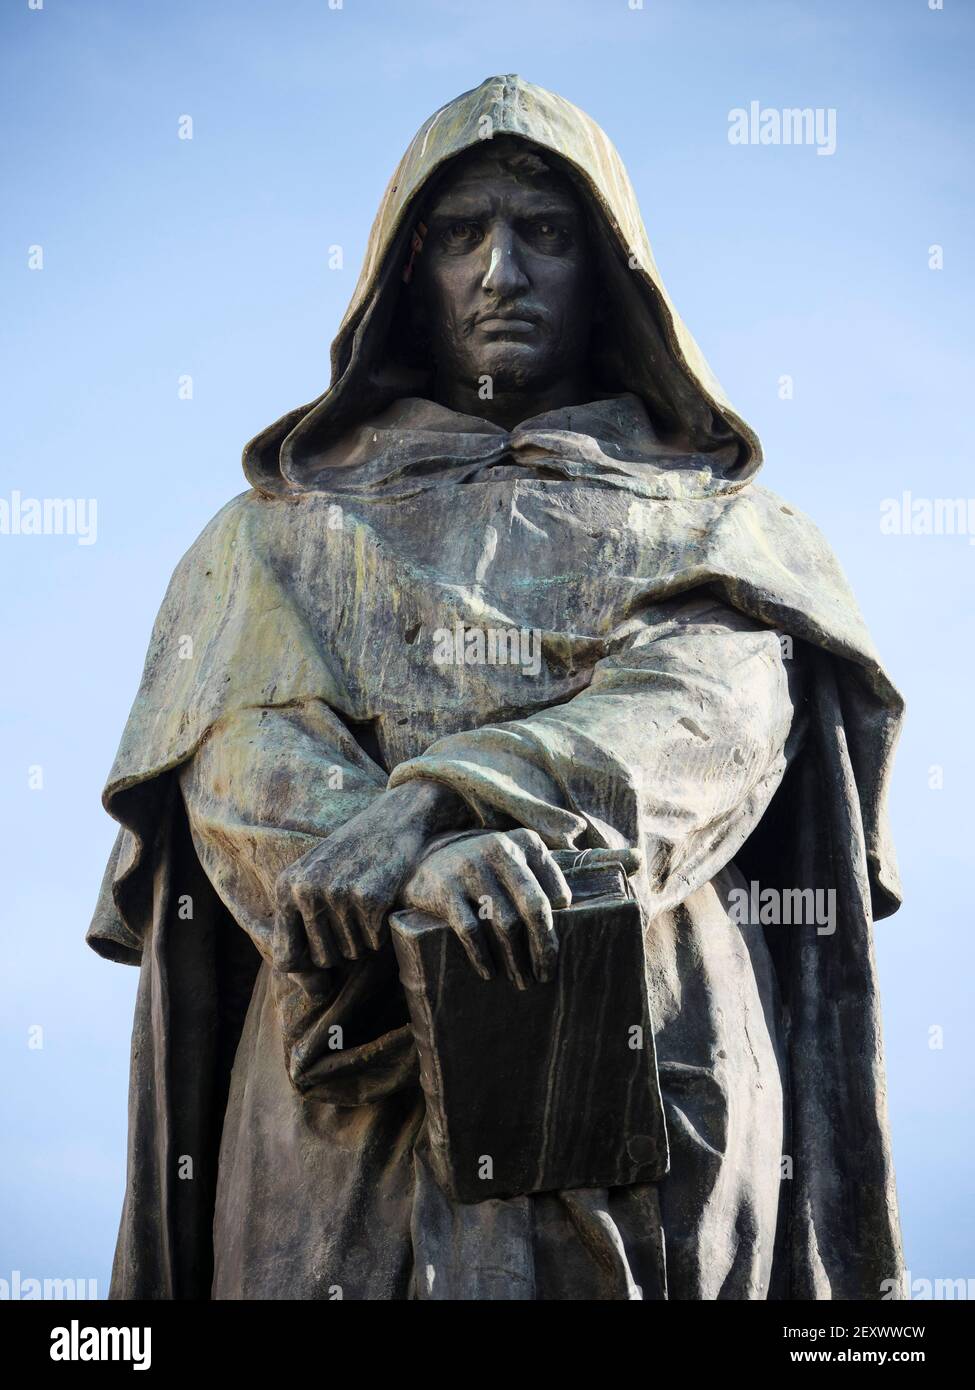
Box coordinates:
[411,148,595,398]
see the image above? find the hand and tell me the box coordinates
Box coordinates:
[272,780,467,972]
[398,828,572,987]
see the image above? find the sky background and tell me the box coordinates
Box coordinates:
[1,0,972,1297]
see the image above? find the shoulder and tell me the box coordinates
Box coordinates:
[166,488,300,589]
[139,490,295,637]
[734,483,829,540]
[176,489,263,564]
[723,483,852,583]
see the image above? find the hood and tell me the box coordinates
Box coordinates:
[243,74,763,496]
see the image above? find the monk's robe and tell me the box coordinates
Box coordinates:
[172,483,801,1298]
[89,76,905,1300]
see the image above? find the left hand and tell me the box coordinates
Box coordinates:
[272,780,467,971]
[398,827,572,986]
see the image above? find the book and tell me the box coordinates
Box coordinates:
[390,854,669,1203]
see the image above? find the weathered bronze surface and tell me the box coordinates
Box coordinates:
[392,855,668,1204]
[90,75,904,1301]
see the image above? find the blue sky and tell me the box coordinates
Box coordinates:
[1,0,972,1295]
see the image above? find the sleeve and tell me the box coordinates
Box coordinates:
[177,697,387,962]
[177,696,421,1105]
[387,593,806,917]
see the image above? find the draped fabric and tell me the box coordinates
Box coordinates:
[89,76,904,1300]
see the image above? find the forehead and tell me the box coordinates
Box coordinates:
[425,149,583,217]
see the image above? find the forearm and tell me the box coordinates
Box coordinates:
[180,699,473,961]
[388,596,804,907]
[178,699,388,955]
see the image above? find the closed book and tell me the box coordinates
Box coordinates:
[390,857,668,1203]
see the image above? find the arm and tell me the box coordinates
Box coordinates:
[182,595,801,986]
[176,696,467,1104]
[177,697,465,966]
[388,593,804,920]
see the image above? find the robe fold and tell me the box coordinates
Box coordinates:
[89,74,905,1300]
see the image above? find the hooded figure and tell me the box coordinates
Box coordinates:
[89,75,905,1301]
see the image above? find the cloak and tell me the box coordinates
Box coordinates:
[89,75,905,1300]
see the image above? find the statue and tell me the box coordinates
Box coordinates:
[89,75,905,1300]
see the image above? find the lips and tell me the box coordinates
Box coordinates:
[474,310,540,334]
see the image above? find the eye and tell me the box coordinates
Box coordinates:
[527,219,571,252]
[441,221,483,251]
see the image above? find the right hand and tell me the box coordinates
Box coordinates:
[398,827,572,987]
[272,780,467,972]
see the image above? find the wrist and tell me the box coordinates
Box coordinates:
[415,827,486,866]
[385,777,470,834]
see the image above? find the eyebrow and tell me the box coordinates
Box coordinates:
[426,195,582,222]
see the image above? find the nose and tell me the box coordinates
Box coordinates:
[480,226,529,298]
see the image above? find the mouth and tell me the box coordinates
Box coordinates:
[474,312,539,335]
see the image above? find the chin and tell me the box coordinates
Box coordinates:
[472,347,555,391]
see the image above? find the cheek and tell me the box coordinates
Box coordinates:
[535,255,590,305]
[537,265,592,344]
[426,265,472,334]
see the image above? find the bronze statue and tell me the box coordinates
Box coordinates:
[90,75,905,1300]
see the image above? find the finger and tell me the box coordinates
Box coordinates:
[442,894,493,982]
[351,887,389,953]
[291,886,342,970]
[324,901,363,963]
[492,848,559,984]
[473,869,533,990]
[511,831,573,911]
[308,907,346,970]
[272,897,310,973]
[307,883,365,963]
